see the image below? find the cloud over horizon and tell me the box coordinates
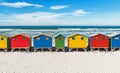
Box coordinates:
[0,9,119,26]
[0,9,90,25]
[0,0,120,26]
[0,2,43,8]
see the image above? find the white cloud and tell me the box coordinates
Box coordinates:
[72,10,90,16]
[1,10,120,26]
[0,10,90,26]
[50,5,68,10]
[0,12,65,25]
[0,2,43,8]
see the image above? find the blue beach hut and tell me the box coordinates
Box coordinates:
[110,33,120,51]
[33,34,52,52]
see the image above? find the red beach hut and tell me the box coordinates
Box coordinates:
[10,34,31,52]
[90,34,110,51]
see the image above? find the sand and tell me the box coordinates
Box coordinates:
[0,51,120,73]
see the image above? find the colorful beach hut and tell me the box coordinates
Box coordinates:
[33,34,52,52]
[68,34,88,51]
[0,35,8,52]
[110,33,120,51]
[10,34,31,52]
[90,34,110,51]
[55,34,65,51]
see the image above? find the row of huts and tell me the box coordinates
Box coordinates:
[0,33,120,52]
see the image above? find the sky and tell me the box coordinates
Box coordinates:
[0,0,120,26]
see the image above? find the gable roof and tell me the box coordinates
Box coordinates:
[90,33,100,37]
[108,32,120,37]
[0,35,8,38]
[91,33,109,38]
[68,34,88,38]
[55,34,65,38]
[10,34,30,38]
[33,34,52,38]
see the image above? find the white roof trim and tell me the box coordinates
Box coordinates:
[108,32,120,37]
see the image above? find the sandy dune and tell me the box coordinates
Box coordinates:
[0,52,120,73]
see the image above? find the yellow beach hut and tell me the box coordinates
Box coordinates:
[0,35,8,51]
[68,34,88,51]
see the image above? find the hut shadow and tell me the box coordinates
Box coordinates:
[7,37,11,52]
[87,38,90,51]
[31,47,53,52]
[34,49,42,52]
[56,49,64,52]
[78,49,86,52]
[9,48,29,52]
[52,47,56,52]
[34,48,53,52]
[29,47,34,52]
[92,48,109,52]
[67,48,86,52]
[0,49,7,52]
[100,48,108,52]
[63,47,88,52]
[64,47,69,52]
[43,48,52,52]
[71,49,77,52]
[53,47,69,52]
[112,48,120,52]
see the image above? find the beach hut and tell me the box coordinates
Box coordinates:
[10,34,31,52]
[33,34,52,52]
[68,34,88,51]
[90,34,110,51]
[110,33,120,51]
[0,35,8,52]
[55,34,65,52]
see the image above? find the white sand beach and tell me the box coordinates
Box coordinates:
[0,52,120,73]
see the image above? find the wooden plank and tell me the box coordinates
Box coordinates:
[11,49,14,52]
[26,48,29,52]
[34,49,38,52]
[62,48,64,52]
[84,48,86,52]
[69,48,71,52]
[4,49,7,52]
[49,48,52,52]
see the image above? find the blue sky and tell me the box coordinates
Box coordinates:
[0,0,120,26]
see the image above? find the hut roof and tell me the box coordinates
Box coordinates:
[33,34,52,38]
[10,34,30,38]
[0,35,8,38]
[55,34,65,38]
[68,34,87,38]
[90,33,109,38]
[108,32,120,37]
[90,33,99,37]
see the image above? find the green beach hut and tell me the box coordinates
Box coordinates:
[55,34,65,51]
